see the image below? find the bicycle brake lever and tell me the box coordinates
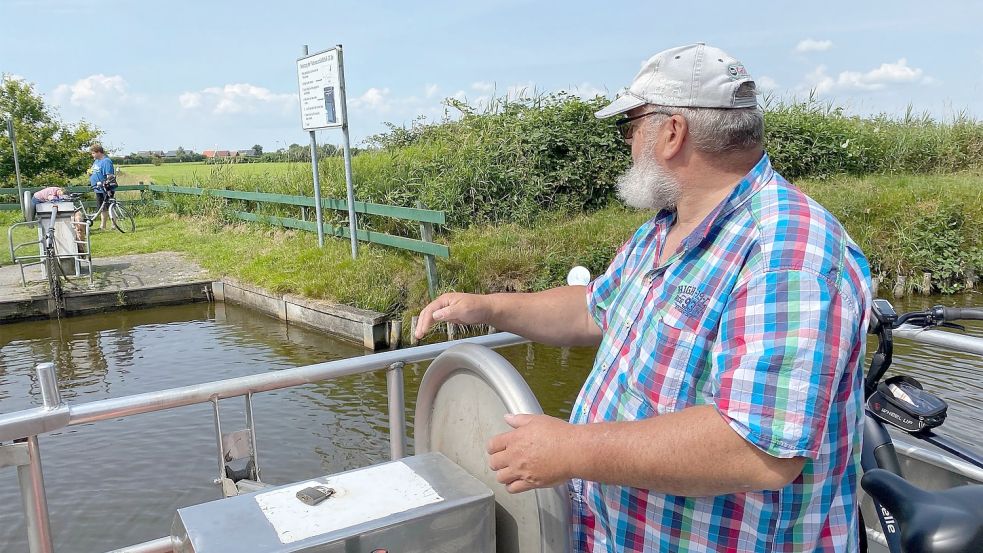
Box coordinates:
[939,322,965,332]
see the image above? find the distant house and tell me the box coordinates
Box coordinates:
[237,149,256,157]
[136,150,164,157]
[203,149,236,159]
[164,150,179,158]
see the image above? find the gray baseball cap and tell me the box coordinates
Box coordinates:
[595,43,758,118]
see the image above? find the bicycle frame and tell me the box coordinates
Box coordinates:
[72,192,111,225]
[861,313,983,552]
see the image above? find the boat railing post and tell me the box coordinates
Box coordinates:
[18,363,59,553]
[37,362,62,410]
[245,392,261,482]
[386,362,407,460]
[211,397,227,495]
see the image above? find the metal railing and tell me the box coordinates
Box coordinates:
[0,332,528,553]
[893,324,983,356]
[4,321,981,552]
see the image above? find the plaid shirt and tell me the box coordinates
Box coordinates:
[571,154,871,552]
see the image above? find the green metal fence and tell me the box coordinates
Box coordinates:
[0,185,148,211]
[1,183,448,297]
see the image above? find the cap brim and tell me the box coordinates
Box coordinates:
[594,94,646,119]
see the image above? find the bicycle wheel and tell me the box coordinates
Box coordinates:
[110,202,136,233]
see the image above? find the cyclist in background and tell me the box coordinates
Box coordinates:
[88,144,115,230]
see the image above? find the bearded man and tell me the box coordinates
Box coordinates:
[415,43,872,552]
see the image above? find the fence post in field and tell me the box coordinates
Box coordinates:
[416,201,439,301]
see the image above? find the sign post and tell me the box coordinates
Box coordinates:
[296,44,358,258]
[335,45,359,260]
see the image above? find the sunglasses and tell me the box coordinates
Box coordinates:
[615,110,671,142]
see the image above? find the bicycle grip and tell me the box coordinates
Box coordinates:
[942,307,983,321]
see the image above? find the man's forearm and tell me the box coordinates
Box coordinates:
[566,405,805,496]
[485,286,602,347]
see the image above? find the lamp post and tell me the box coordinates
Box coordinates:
[4,114,25,216]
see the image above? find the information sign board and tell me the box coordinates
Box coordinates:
[297,49,343,130]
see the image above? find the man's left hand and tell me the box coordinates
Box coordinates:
[487,414,578,494]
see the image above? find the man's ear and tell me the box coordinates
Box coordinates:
[660,114,688,160]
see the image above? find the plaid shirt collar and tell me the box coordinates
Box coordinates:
[658,152,774,253]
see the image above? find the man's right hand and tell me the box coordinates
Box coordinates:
[414,293,493,340]
[412,286,602,347]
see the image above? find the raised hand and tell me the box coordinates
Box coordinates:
[414,292,493,340]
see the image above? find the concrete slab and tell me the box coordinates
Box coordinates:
[0,252,213,322]
[222,279,391,349]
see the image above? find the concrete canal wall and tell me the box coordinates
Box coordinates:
[0,252,392,349]
[214,279,389,349]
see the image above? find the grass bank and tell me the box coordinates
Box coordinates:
[0,204,649,318]
[4,172,980,320]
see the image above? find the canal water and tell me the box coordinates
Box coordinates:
[0,296,981,552]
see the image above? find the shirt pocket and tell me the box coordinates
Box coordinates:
[626,315,708,415]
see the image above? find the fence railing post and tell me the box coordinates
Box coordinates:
[416,201,439,300]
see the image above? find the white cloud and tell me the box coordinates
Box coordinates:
[178,92,201,109]
[178,83,294,115]
[756,75,779,92]
[795,39,833,53]
[471,81,495,93]
[566,82,606,99]
[52,74,131,116]
[424,83,439,98]
[350,87,393,113]
[805,59,927,93]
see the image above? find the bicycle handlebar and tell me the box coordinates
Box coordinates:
[885,305,983,329]
[867,301,982,396]
[940,307,983,322]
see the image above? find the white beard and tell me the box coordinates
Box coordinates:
[615,154,682,212]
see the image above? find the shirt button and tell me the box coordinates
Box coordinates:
[623,320,632,329]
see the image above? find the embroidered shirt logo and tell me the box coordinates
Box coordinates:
[674,285,711,318]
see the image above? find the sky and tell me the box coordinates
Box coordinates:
[2,0,982,154]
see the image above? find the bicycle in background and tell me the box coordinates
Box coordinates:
[68,181,135,234]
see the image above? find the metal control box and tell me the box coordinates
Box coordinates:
[34,201,83,276]
[171,452,494,553]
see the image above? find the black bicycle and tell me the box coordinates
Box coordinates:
[68,187,135,233]
[861,300,983,553]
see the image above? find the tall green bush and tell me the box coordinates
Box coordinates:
[171,94,982,237]
[765,96,983,178]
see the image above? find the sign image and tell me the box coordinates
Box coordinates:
[297,49,342,130]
